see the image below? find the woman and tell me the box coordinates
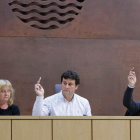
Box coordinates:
[0,80,20,115]
[123,68,140,116]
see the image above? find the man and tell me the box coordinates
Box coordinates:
[123,68,140,115]
[32,70,92,116]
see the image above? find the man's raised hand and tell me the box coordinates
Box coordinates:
[128,68,136,87]
[35,81,44,96]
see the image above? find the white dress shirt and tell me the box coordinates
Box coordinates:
[32,90,92,116]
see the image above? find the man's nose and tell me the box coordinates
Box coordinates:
[66,84,69,88]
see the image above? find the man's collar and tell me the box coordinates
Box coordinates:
[60,91,75,103]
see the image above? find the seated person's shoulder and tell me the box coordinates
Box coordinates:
[10,104,19,109]
[75,94,89,103]
[10,104,20,115]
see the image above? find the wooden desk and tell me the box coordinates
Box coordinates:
[0,116,140,140]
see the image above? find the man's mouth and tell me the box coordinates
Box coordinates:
[64,90,69,92]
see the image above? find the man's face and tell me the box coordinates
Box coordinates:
[61,78,79,97]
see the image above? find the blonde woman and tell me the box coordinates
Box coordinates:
[0,80,20,115]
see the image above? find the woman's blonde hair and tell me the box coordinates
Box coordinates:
[0,80,15,106]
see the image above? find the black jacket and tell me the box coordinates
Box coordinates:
[123,86,140,116]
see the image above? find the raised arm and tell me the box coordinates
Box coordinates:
[123,69,140,114]
[32,80,49,116]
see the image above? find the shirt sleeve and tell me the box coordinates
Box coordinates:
[85,100,92,116]
[123,86,140,114]
[32,96,50,116]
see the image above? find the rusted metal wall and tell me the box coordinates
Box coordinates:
[0,0,140,115]
[1,0,140,39]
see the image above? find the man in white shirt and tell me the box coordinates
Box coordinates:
[32,70,92,116]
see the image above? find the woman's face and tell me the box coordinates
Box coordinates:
[0,86,11,103]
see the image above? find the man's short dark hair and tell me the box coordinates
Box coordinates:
[61,70,80,85]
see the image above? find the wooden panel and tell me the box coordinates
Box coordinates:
[0,116,39,119]
[12,120,52,140]
[131,120,140,140]
[93,120,130,140]
[0,116,139,120]
[53,120,91,140]
[39,116,140,120]
[0,120,11,140]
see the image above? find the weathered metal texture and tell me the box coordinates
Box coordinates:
[8,0,84,30]
[0,37,140,115]
[0,0,140,39]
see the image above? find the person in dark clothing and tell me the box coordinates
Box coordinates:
[0,80,20,115]
[123,68,140,116]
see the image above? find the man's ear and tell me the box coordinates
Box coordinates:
[75,84,79,90]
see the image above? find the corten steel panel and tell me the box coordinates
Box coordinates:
[0,37,140,115]
[1,0,140,39]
